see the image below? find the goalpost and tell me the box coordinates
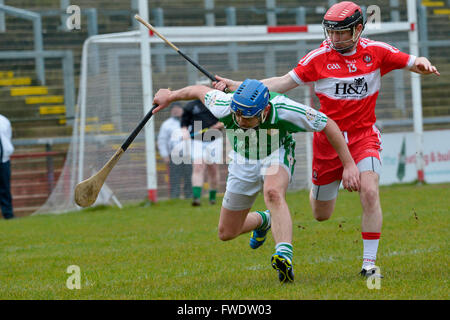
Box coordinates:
[35,0,422,214]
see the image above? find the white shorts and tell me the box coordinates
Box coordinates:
[311,156,382,201]
[225,147,295,197]
[222,191,258,211]
[190,138,223,164]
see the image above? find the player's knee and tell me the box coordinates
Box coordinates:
[312,208,332,222]
[193,164,204,173]
[217,226,237,241]
[264,188,283,205]
[314,212,331,222]
[310,198,334,222]
[360,186,379,207]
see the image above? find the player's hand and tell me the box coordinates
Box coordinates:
[211,122,224,130]
[412,57,440,76]
[181,128,191,141]
[152,89,172,113]
[342,163,360,192]
[212,75,241,92]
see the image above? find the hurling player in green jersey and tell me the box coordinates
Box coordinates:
[153,79,359,283]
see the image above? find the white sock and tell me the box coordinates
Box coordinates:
[362,232,381,268]
[275,242,293,263]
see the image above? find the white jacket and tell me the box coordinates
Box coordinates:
[157,117,183,158]
[0,114,14,163]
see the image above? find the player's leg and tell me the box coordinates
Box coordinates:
[205,137,222,204]
[219,157,264,241]
[182,163,193,199]
[168,160,181,199]
[308,133,344,222]
[360,171,382,232]
[309,180,340,221]
[190,139,206,205]
[0,161,13,219]
[263,164,294,283]
[353,126,384,277]
[191,139,205,203]
[218,192,260,241]
[206,163,218,204]
[191,162,205,206]
[358,156,383,277]
[263,165,291,244]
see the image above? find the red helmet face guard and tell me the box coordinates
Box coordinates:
[323,25,362,53]
[322,1,364,53]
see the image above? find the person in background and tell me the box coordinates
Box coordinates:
[181,77,224,206]
[157,103,192,199]
[0,114,14,220]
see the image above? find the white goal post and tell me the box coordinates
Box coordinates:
[35,0,423,214]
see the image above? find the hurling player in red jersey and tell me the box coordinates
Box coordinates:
[214,1,440,278]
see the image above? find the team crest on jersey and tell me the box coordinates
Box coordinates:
[287,154,295,167]
[209,95,217,106]
[306,108,317,122]
[363,54,372,63]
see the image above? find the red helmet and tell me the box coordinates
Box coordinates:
[322,1,364,53]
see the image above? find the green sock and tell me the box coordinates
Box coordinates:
[192,186,202,199]
[256,210,271,231]
[209,190,216,202]
[275,242,293,263]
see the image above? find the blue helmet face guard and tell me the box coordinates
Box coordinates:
[230,79,269,129]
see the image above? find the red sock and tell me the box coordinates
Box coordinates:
[362,232,381,240]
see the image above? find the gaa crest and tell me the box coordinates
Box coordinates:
[363,54,372,64]
[306,108,317,122]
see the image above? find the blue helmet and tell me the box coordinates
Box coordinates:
[231,79,269,117]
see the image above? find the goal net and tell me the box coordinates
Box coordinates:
[36,21,413,214]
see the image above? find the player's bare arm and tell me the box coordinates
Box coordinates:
[322,118,360,192]
[409,56,440,76]
[153,85,212,113]
[261,73,299,93]
[214,73,298,94]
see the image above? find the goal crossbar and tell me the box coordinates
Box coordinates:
[93,22,412,44]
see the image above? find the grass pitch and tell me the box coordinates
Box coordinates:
[0,183,448,300]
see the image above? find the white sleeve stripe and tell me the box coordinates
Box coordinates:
[407,55,416,68]
[299,47,328,65]
[365,41,399,53]
[288,70,303,85]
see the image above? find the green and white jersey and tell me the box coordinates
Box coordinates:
[204,89,328,160]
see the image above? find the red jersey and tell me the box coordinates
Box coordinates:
[289,38,416,132]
